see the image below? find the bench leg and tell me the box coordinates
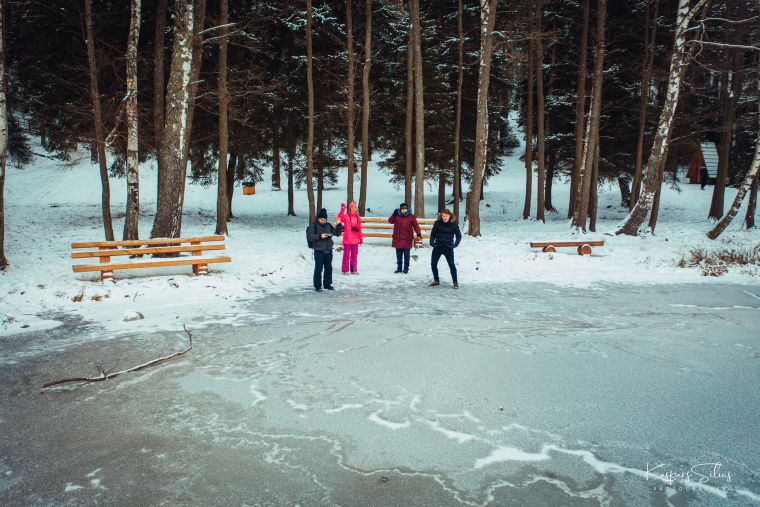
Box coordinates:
[101,270,114,283]
[195,264,209,276]
[577,244,592,255]
[542,245,556,253]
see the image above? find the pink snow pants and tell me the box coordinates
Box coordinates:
[342,244,359,273]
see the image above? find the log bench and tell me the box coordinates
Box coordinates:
[360,216,435,246]
[72,235,232,282]
[530,240,605,255]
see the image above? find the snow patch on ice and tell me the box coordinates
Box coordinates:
[250,384,266,407]
[64,483,83,492]
[368,411,410,430]
[324,403,363,413]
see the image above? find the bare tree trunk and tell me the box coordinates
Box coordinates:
[545,151,555,211]
[631,0,658,208]
[226,151,236,221]
[272,129,281,190]
[150,0,195,239]
[568,0,590,218]
[0,0,8,268]
[465,0,498,236]
[747,173,758,228]
[453,0,464,219]
[123,0,141,241]
[438,173,446,212]
[287,143,296,217]
[616,0,710,236]
[534,0,546,223]
[358,0,372,215]
[84,0,114,241]
[709,77,760,239]
[589,141,599,231]
[317,138,324,211]
[346,0,356,204]
[404,12,413,207]
[572,0,606,232]
[215,0,229,235]
[544,20,557,213]
[522,0,534,220]
[153,0,168,170]
[305,0,316,223]
[410,0,425,217]
[710,3,746,220]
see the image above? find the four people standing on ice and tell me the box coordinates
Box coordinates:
[308,202,461,290]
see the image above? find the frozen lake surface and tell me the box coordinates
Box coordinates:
[1,282,759,505]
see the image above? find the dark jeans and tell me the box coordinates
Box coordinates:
[431,246,457,283]
[313,250,333,289]
[395,248,411,271]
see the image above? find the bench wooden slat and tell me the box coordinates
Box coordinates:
[363,233,430,239]
[361,224,433,230]
[71,235,225,249]
[530,241,605,247]
[71,244,226,259]
[73,256,232,273]
[361,217,435,224]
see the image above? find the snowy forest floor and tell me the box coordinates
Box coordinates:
[1,143,759,338]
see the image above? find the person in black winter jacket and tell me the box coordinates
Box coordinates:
[308,208,344,291]
[429,208,462,289]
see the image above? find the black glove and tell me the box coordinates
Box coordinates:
[393,209,400,216]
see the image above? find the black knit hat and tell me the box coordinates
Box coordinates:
[399,202,408,209]
[318,208,328,219]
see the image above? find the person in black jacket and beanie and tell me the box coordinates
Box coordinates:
[429,208,462,289]
[308,208,344,291]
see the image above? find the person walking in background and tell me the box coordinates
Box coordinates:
[388,202,422,274]
[307,208,344,292]
[700,165,710,190]
[338,201,363,274]
[429,208,462,289]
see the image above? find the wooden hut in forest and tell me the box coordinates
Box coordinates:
[686,142,719,185]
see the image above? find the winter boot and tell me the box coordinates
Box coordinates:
[429,280,440,287]
[453,283,459,289]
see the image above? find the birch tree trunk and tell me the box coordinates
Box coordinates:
[358,0,372,216]
[404,12,414,206]
[150,0,194,239]
[708,77,760,240]
[0,0,8,268]
[522,0,534,220]
[534,0,546,223]
[616,0,710,236]
[123,0,141,241]
[572,0,606,232]
[568,0,590,218]
[410,0,425,217]
[153,0,168,172]
[746,175,758,228]
[453,0,464,219]
[346,0,356,205]
[305,0,316,223]
[465,0,497,236]
[215,0,229,235]
[630,0,658,208]
[84,0,114,241]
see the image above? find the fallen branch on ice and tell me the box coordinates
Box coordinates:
[41,325,193,389]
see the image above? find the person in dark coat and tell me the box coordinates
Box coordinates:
[429,208,462,289]
[700,165,710,190]
[388,202,422,274]
[308,208,344,292]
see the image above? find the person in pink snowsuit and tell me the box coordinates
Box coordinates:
[338,201,363,274]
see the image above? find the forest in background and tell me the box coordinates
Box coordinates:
[1,0,760,269]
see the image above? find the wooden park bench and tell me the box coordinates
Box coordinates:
[360,216,435,246]
[72,235,232,282]
[530,240,605,256]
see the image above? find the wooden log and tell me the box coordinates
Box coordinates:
[577,244,593,255]
[530,240,604,248]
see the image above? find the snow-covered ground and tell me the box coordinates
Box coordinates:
[1,140,758,338]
